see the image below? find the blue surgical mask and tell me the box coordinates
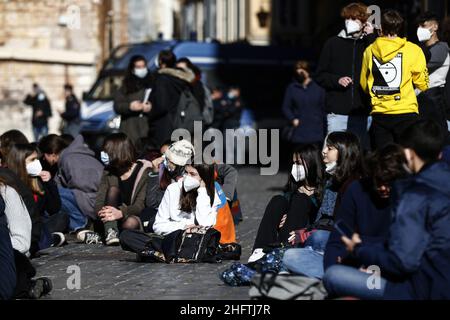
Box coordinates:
[100,151,110,166]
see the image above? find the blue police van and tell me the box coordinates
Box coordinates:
[80,40,312,149]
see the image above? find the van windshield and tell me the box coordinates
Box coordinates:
[87,75,124,100]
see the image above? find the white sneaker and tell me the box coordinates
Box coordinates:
[105,228,120,246]
[248,248,266,263]
[51,232,66,247]
[77,230,102,244]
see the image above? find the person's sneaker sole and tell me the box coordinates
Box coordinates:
[106,237,120,246]
[76,230,90,242]
[51,232,66,247]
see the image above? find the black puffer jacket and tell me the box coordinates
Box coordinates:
[315,31,376,115]
[149,68,195,146]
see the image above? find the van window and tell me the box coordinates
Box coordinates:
[89,75,124,100]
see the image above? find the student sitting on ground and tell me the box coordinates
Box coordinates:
[323,120,450,300]
[323,144,409,271]
[281,131,364,279]
[153,162,220,234]
[39,134,104,234]
[5,144,67,256]
[0,177,52,299]
[120,163,222,259]
[0,130,40,257]
[145,139,238,235]
[83,133,152,246]
[248,144,325,263]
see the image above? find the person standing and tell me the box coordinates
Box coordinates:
[23,83,52,142]
[416,12,450,133]
[149,50,195,146]
[114,55,153,147]
[316,2,375,148]
[59,84,81,138]
[282,60,326,147]
[360,10,429,150]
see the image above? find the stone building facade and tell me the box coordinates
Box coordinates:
[0,0,127,140]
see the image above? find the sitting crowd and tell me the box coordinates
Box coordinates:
[237,119,450,300]
[0,129,239,300]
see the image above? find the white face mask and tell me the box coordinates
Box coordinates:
[417,27,432,42]
[345,19,361,35]
[100,151,110,166]
[291,164,306,182]
[134,67,148,79]
[325,161,337,175]
[26,160,43,177]
[183,175,201,192]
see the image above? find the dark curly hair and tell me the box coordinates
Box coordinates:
[365,144,409,189]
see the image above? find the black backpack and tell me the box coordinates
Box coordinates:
[173,87,204,133]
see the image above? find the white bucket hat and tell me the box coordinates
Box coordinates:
[165,140,195,166]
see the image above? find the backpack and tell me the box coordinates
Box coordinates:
[249,273,327,300]
[173,87,204,133]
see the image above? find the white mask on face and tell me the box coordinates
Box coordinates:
[417,27,432,42]
[291,164,306,182]
[345,19,362,35]
[325,161,337,175]
[100,151,110,166]
[183,175,201,192]
[26,160,42,177]
[134,67,148,79]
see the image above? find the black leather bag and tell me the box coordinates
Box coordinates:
[176,227,222,263]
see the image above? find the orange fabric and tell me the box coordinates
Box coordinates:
[214,201,236,244]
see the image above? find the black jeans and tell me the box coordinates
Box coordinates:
[418,87,448,132]
[0,216,15,300]
[370,113,419,150]
[120,229,154,254]
[252,194,314,251]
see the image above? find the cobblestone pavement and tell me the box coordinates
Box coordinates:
[34,167,287,300]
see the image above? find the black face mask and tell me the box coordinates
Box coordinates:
[168,166,185,179]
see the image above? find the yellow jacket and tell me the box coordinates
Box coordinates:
[360,37,429,115]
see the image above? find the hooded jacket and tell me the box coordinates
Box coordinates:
[149,68,195,146]
[315,31,376,115]
[55,135,104,219]
[360,37,429,115]
[355,161,450,300]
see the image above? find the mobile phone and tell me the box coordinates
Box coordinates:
[334,220,354,239]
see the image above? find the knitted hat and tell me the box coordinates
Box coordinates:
[165,140,195,166]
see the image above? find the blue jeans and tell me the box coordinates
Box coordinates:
[58,187,88,231]
[304,230,330,252]
[283,230,331,279]
[33,125,48,142]
[327,114,371,149]
[327,114,348,133]
[283,247,325,279]
[323,265,387,300]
